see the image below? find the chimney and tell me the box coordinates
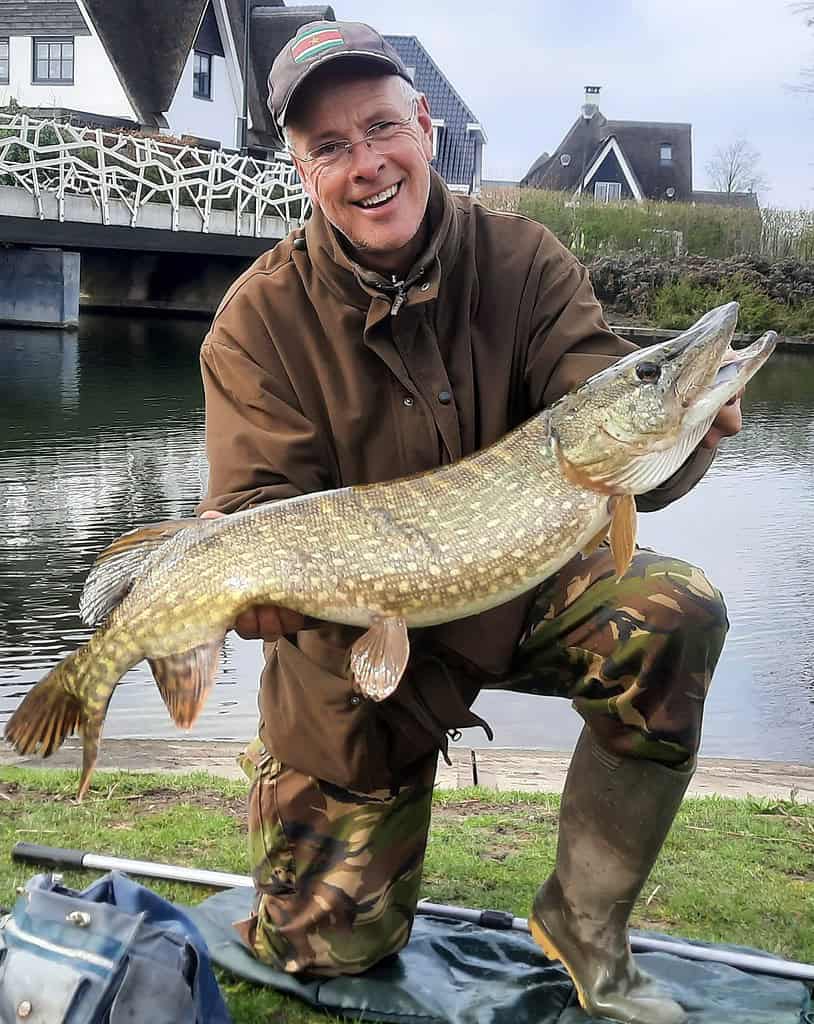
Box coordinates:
[582,85,601,120]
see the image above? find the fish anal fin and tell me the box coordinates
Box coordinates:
[148,638,223,729]
[350,616,410,702]
[580,523,610,557]
[609,494,638,579]
[80,519,200,627]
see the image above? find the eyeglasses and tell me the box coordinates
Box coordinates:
[288,100,418,170]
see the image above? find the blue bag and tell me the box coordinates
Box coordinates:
[0,871,232,1024]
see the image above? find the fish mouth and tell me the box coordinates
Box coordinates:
[673,303,777,427]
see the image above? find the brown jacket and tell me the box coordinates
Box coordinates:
[198,171,714,790]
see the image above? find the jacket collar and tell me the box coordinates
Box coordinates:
[304,168,462,319]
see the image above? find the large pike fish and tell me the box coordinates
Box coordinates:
[5,303,775,798]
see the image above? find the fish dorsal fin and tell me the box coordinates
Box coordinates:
[79,519,200,626]
[609,494,638,579]
[350,616,410,702]
[148,637,223,729]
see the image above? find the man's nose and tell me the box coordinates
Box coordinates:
[348,139,385,178]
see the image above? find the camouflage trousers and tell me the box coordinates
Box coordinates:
[236,545,728,976]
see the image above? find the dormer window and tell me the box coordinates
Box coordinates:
[660,143,673,163]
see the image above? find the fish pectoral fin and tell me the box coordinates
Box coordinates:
[148,638,223,729]
[609,494,638,579]
[580,522,610,556]
[80,518,200,627]
[350,616,410,702]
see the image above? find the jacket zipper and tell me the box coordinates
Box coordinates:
[390,280,407,317]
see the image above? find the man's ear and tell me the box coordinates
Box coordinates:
[415,93,434,162]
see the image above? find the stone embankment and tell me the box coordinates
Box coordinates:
[2,739,812,804]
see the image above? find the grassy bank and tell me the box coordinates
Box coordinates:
[1,767,812,1022]
[479,186,814,262]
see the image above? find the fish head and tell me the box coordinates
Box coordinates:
[549,302,776,495]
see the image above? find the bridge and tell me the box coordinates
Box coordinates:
[0,112,308,326]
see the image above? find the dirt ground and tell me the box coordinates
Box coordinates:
[2,738,812,804]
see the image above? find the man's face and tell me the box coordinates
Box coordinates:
[287,73,434,273]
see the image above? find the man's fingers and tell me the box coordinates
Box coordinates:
[234,606,263,640]
[234,605,306,640]
[701,397,743,449]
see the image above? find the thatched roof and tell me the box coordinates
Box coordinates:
[81,0,209,125]
[245,5,335,148]
[523,108,695,202]
[691,190,760,210]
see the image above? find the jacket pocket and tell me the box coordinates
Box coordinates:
[377,652,494,777]
[259,637,391,792]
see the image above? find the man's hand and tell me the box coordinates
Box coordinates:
[700,390,744,450]
[200,510,307,640]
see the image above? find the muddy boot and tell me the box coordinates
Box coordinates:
[530,729,692,1024]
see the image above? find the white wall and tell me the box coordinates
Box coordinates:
[1,34,137,121]
[167,50,239,148]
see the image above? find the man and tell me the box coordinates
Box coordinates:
[198,21,737,1024]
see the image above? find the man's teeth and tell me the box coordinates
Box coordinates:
[359,183,399,207]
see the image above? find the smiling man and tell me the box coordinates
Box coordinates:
[197,21,740,1024]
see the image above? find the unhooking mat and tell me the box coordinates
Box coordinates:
[186,887,813,1024]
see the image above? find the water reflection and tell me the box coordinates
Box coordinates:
[1,320,813,762]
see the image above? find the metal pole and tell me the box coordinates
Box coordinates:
[240,0,250,154]
[12,843,814,984]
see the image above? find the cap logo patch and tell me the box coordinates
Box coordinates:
[291,26,345,64]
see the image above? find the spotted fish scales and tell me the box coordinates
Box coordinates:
[4,303,776,798]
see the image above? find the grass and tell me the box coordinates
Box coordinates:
[479,186,814,262]
[1,768,813,1022]
[649,276,814,334]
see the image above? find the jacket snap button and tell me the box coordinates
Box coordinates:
[403,396,414,407]
[349,694,362,706]
[420,282,430,292]
[16,1002,32,1019]
[292,236,306,251]
[438,390,452,405]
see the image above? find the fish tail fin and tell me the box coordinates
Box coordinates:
[4,650,86,758]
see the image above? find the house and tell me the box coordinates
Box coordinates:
[0,2,487,194]
[522,87,759,209]
[384,35,485,195]
[0,0,332,150]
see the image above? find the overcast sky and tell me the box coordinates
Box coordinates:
[307,0,814,209]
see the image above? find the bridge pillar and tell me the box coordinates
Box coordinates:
[0,248,80,329]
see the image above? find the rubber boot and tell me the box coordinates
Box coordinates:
[530,729,692,1024]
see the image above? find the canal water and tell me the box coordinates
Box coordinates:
[1,315,813,763]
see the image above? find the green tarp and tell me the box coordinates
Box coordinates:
[187,888,812,1024]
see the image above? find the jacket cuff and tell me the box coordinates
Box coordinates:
[635,445,716,512]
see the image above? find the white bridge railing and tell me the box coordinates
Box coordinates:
[0,111,308,237]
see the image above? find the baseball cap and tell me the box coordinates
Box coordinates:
[268,20,414,128]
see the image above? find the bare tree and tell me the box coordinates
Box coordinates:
[705,138,770,195]
[792,2,814,91]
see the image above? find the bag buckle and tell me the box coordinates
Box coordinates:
[66,910,92,927]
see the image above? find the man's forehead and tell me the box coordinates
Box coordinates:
[290,73,407,140]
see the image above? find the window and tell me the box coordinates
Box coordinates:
[193,51,212,99]
[0,39,9,86]
[660,143,673,163]
[33,38,74,84]
[594,181,622,203]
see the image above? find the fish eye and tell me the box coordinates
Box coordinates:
[635,361,661,384]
